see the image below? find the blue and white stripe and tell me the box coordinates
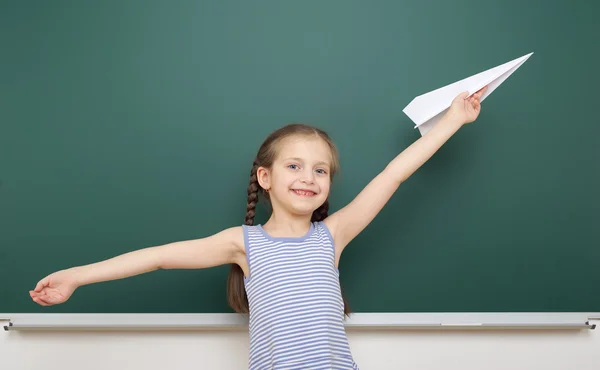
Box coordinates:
[243,221,359,370]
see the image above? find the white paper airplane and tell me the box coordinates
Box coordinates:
[403,52,533,136]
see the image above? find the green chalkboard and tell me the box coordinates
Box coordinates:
[1,1,598,314]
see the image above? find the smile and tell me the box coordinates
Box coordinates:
[291,189,316,197]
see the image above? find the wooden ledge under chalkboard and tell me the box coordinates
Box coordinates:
[2,312,598,331]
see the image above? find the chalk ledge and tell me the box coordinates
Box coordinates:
[2,312,598,331]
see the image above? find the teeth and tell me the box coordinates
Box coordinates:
[293,190,314,196]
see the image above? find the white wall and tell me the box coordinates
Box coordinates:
[2,320,599,370]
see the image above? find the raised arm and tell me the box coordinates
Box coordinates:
[325,87,488,256]
[30,226,245,306]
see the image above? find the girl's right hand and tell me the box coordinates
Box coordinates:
[29,269,79,306]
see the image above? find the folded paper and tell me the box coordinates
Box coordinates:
[403,52,533,136]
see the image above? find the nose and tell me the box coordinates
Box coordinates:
[300,169,315,184]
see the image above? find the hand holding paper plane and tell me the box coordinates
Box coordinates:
[451,85,489,125]
[403,52,533,135]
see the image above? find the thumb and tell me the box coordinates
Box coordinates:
[34,277,49,292]
[458,91,470,100]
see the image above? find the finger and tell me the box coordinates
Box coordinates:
[467,99,478,112]
[30,290,45,298]
[38,294,55,305]
[34,277,49,292]
[474,85,488,99]
[33,297,50,306]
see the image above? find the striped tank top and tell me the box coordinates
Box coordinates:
[243,221,359,370]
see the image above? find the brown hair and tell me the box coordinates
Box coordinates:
[226,123,351,316]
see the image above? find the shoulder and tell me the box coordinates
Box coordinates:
[313,220,335,244]
[218,226,245,253]
[213,226,249,270]
[320,218,336,240]
[320,218,343,262]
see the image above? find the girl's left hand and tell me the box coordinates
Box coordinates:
[449,85,489,125]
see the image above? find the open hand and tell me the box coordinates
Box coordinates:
[449,85,488,125]
[29,269,79,306]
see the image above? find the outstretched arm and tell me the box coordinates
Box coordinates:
[30,226,245,306]
[325,86,488,256]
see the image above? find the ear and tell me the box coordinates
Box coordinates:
[256,166,271,192]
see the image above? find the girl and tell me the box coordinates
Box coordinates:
[30,86,488,369]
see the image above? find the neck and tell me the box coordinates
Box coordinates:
[263,211,312,238]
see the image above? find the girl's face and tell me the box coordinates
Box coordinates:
[258,135,332,218]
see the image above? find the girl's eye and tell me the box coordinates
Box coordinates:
[316,169,327,175]
[288,164,299,170]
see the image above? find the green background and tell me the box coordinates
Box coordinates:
[1,0,598,313]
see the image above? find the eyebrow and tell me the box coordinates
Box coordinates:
[284,157,330,167]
